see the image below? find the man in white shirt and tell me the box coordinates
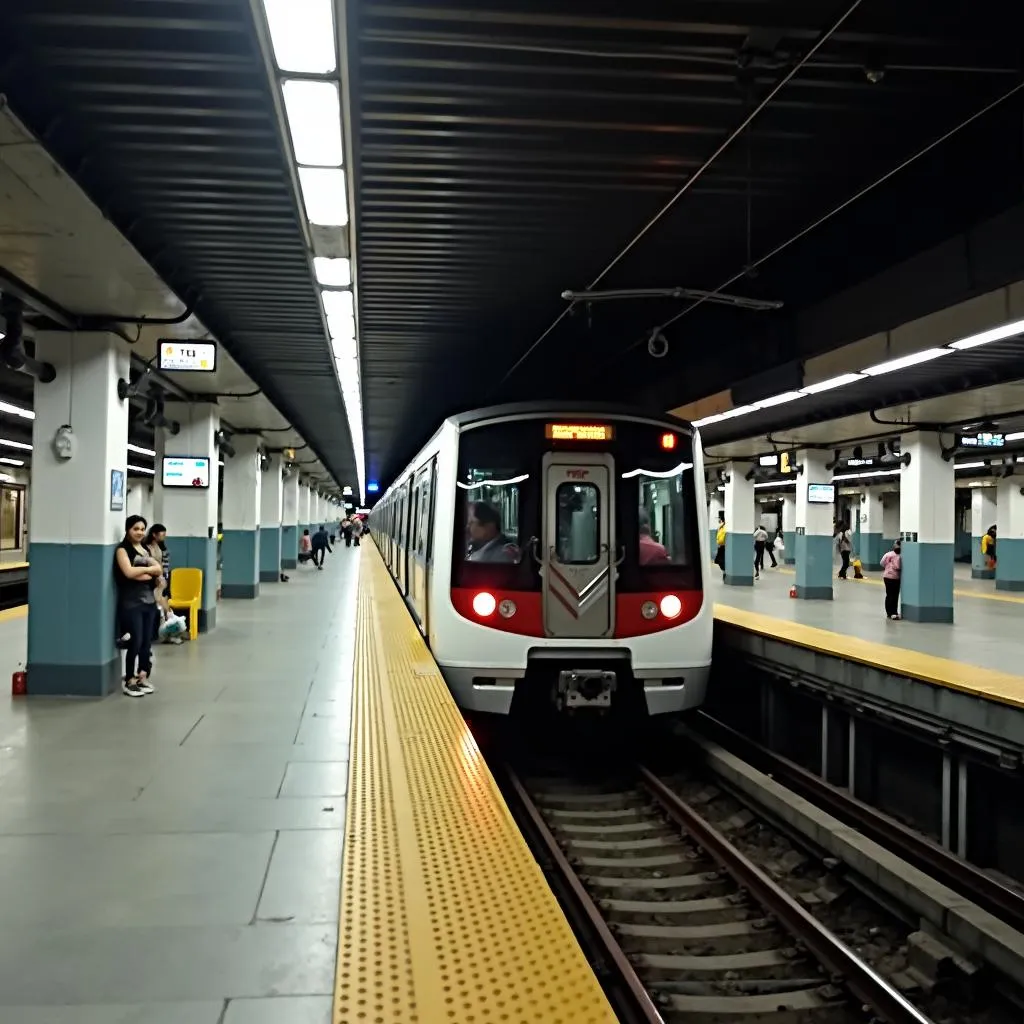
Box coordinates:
[753,525,769,578]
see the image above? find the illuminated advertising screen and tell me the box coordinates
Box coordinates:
[162,456,211,488]
[807,482,835,504]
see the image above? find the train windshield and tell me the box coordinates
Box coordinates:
[452,417,701,594]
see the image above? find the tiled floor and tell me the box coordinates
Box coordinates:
[0,551,359,1022]
[713,559,1024,676]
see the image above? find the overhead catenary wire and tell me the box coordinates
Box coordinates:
[495,0,865,390]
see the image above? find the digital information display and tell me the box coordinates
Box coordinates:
[959,432,1004,449]
[545,422,614,442]
[807,482,835,504]
[157,340,217,373]
[162,456,211,489]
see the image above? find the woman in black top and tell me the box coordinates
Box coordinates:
[115,515,163,697]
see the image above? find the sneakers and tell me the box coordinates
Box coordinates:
[137,672,155,694]
[122,679,146,697]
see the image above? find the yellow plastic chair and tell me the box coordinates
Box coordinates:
[168,567,203,640]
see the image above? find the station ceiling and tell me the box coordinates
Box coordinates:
[3,2,1024,488]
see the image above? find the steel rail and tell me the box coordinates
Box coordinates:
[502,765,666,1024]
[638,766,935,1024]
[694,712,1024,935]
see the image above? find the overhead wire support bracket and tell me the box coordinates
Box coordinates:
[561,287,782,312]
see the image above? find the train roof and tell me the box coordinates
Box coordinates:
[445,401,695,432]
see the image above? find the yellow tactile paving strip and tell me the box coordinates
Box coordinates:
[715,603,1024,710]
[335,544,618,1024]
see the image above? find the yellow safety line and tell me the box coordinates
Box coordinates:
[0,604,27,624]
[714,602,1024,710]
[335,544,617,1024]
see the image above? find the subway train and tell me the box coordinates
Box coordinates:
[369,403,713,716]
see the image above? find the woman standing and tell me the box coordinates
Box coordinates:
[880,540,902,621]
[115,515,162,697]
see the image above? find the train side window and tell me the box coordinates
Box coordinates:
[555,483,600,564]
[415,468,431,557]
[425,457,438,563]
[411,482,421,556]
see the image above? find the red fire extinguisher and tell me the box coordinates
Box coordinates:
[11,667,26,696]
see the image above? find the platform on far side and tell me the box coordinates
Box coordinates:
[340,543,617,1024]
[0,551,359,1023]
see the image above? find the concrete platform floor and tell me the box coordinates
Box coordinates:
[713,560,1024,677]
[0,551,359,1022]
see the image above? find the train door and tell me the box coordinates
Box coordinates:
[541,452,615,638]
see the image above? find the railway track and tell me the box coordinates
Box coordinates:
[503,762,934,1024]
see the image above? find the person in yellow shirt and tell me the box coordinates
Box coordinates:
[981,525,997,569]
[714,516,726,575]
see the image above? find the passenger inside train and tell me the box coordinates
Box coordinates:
[466,500,518,563]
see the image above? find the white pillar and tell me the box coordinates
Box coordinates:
[899,431,954,622]
[221,436,262,599]
[995,479,1024,591]
[970,487,997,579]
[781,494,796,563]
[157,404,220,630]
[723,462,754,585]
[794,449,833,599]
[260,452,284,582]
[282,468,300,568]
[27,331,130,695]
[860,490,885,568]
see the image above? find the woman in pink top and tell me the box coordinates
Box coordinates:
[880,541,902,620]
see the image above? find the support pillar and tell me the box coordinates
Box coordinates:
[971,488,997,580]
[899,432,954,622]
[260,452,284,582]
[860,490,886,569]
[781,494,796,563]
[995,478,1024,591]
[157,406,220,632]
[299,481,311,537]
[723,463,754,586]
[282,470,299,569]
[26,331,130,696]
[708,492,723,558]
[794,449,833,599]
[221,436,262,599]
[882,495,900,550]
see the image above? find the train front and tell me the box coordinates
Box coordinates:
[437,409,713,716]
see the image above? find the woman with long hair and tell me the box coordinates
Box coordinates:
[114,515,162,696]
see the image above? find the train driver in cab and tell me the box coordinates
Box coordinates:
[467,501,518,563]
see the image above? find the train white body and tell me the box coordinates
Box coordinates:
[369,403,713,716]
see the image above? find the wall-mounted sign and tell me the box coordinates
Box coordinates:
[780,451,793,474]
[807,482,835,504]
[157,340,217,373]
[109,469,125,511]
[958,432,1004,449]
[162,456,211,488]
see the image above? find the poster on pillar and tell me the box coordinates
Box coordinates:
[109,469,125,512]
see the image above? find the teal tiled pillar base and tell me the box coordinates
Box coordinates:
[972,536,995,579]
[281,525,299,569]
[26,543,121,696]
[723,530,753,586]
[995,537,1024,591]
[860,532,885,570]
[260,525,282,582]
[901,541,954,622]
[222,529,261,599]
[794,533,833,600]
[783,531,795,564]
[167,535,218,632]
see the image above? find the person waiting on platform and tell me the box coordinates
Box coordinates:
[752,524,769,578]
[982,525,997,570]
[298,529,313,564]
[835,522,853,579]
[114,515,163,697]
[311,525,332,569]
[880,540,902,620]
[714,514,726,575]
[341,517,353,547]
[351,516,364,547]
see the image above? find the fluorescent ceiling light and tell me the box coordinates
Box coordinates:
[1004,431,1024,442]
[282,80,343,166]
[832,468,901,480]
[759,454,778,466]
[755,391,805,410]
[801,372,865,394]
[127,443,155,457]
[0,401,33,420]
[262,0,336,74]
[956,461,986,470]
[0,438,31,451]
[947,318,1024,351]
[0,457,24,466]
[861,348,950,376]
[297,167,348,226]
[332,337,357,362]
[314,257,351,287]
[754,480,795,489]
[127,464,155,475]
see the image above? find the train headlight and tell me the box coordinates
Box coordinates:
[659,595,682,619]
[498,599,517,619]
[641,601,658,620]
[472,591,497,617]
